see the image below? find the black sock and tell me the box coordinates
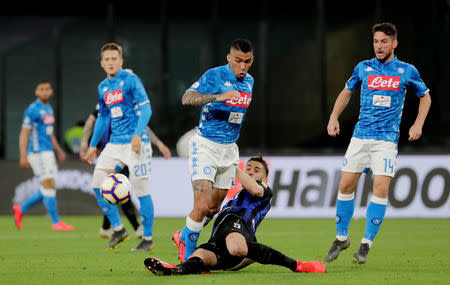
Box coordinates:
[177,257,205,275]
[102,215,111,230]
[246,242,297,271]
[120,200,140,230]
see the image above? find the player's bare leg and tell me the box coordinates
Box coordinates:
[324,172,361,262]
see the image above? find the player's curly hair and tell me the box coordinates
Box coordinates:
[247,155,269,177]
[372,22,397,40]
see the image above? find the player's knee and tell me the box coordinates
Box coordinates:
[228,244,248,257]
[92,169,109,189]
[339,179,356,194]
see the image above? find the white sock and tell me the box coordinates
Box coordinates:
[337,192,355,201]
[113,224,124,231]
[336,235,348,241]
[361,238,373,247]
[186,216,204,232]
[143,236,152,241]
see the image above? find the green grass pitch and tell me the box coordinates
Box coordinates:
[1,216,449,285]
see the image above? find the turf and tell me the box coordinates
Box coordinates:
[1,216,449,285]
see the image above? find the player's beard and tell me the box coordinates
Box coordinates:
[377,50,392,63]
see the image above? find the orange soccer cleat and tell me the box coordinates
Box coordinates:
[295,260,327,273]
[51,221,74,231]
[172,230,186,262]
[13,205,24,230]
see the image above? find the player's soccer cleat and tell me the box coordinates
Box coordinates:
[172,230,186,262]
[353,243,370,264]
[131,239,154,252]
[323,238,351,262]
[99,227,113,239]
[295,260,327,273]
[13,205,24,230]
[144,257,182,276]
[134,225,143,239]
[104,228,130,250]
[51,221,74,231]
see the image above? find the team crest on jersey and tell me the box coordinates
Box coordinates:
[104,90,124,105]
[367,75,400,91]
[397,67,404,74]
[43,114,55,125]
[226,92,252,108]
[120,81,124,87]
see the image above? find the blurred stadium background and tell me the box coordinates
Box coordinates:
[0,0,449,216]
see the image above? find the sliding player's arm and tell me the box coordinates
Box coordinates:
[235,168,265,197]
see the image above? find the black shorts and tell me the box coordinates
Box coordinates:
[197,214,255,270]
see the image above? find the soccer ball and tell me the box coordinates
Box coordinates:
[100,173,132,205]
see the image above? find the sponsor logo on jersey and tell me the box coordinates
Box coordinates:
[365,66,374,72]
[226,92,252,108]
[104,90,124,105]
[367,75,400,91]
[43,114,55,125]
[224,81,232,87]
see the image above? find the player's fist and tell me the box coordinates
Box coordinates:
[83,146,98,164]
[408,124,422,141]
[131,134,142,154]
[216,90,240,102]
[19,156,29,169]
[327,117,340,137]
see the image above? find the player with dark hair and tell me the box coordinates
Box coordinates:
[324,22,431,264]
[14,81,73,231]
[145,156,326,275]
[84,43,157,251]
[173,38,256,262]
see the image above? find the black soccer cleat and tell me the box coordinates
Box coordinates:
[353,243,370,264]
[104,228,130,250]
[144,257,182,276]
[131,239,155,252]
[323,238,351,262]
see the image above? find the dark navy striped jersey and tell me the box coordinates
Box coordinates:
[213,180,272,235]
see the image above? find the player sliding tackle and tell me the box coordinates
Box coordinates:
[145,156,326,275]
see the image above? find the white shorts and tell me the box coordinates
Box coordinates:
[28,151,58,181]
[96,142,153,180]
[189,133,239,189]
[342,137,398,177]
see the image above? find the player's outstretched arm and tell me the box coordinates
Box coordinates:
[147,127,171,159]
[409,92,431,141]
[19,127,31,168]
[80,114,96,161]
[235,168,264,197]
[327,87,353,137]
[181,90,239,106]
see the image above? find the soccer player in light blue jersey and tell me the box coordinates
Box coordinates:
[13,81,74,231]
[324,23,431,264]
[84,43,155,251]
[173,39,255,262]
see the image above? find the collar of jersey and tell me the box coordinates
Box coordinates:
[373,55,398,67]
[106,69,125,82]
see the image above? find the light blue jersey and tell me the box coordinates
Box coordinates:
[22,99,55,154]
[187,64,254,144]
[97,69,150,144]
[346,56,429,144]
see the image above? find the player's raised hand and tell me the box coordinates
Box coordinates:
[131,134,142,154]
[83,146,98,164]
[408,123,422,141]
[216,90,240,102]
[327,117,340,137]
[19,155,29,169]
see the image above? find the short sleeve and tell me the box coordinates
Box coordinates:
[130,75,150,106]
[22,106,35,128]
[345,63,362,91]
[408,65,429,97]
[187,69,220,95]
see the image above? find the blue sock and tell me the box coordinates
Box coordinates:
[336,193,355,238]
[42,192,60,224]
[93,188,122,228]
[21,188,43,214]
[182,216,203,260]
[138,195,154,237]
[364,197,387,241]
